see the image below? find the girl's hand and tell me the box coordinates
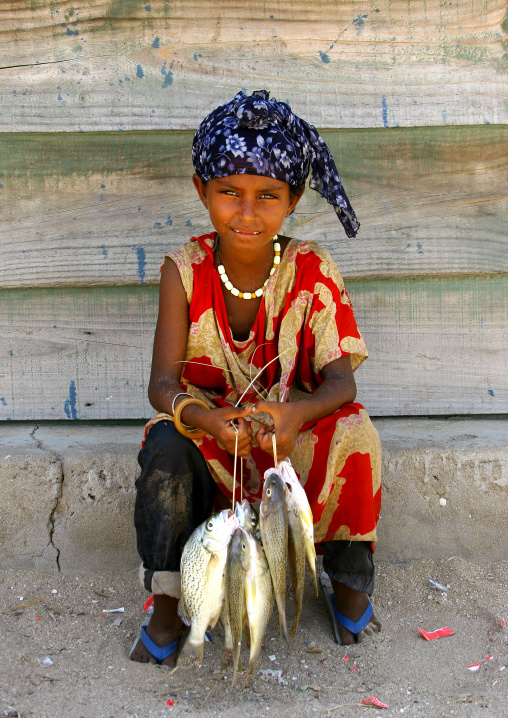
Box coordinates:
[251,401,304,461]
[186,404,254,457]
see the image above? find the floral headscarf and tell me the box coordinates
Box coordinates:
[192,90,360,238]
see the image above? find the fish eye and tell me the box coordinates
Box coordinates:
[266,487,272,497]
[206,520,214,531]
[242,542,246,550]
[250,516,257,526]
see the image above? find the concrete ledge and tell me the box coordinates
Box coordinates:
[1,418,507,573]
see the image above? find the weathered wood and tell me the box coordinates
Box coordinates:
[0,1,506,131]
[1,125,506,288]
[1,277,506,420]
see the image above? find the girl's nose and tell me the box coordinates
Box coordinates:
[238,197,256,221]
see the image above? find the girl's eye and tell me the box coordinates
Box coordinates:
[260,193,277,200]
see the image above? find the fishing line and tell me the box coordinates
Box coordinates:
[272,432,278,467]
[232,427,239,511]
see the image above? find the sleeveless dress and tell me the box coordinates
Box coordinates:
[143,232,381,545]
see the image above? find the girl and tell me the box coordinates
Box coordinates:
[131,91,382,666]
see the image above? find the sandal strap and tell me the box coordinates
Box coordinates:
[140,625,178,663]
[331,595,373,636]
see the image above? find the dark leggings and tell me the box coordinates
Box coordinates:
[135,420,374,595]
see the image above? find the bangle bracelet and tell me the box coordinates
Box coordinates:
[171,392,193,414]
[173,397,210,439]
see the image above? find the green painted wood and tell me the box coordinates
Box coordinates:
[1,126,506,287]
[0,0,506,131]
[1,276,506,420]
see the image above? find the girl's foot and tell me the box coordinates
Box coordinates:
[331,579,382,645]
[130,595,182,667]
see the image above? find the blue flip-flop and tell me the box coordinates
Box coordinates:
[319,570,373,645]
[131,624,179,664]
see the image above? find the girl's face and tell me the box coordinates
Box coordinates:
[193,173,302,256]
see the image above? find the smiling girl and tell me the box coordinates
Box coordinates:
[131,91,382,666]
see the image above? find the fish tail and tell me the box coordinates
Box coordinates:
[278,606,288,640]
[178,637,204,666]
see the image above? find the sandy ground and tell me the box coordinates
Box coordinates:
[1,558,506,718]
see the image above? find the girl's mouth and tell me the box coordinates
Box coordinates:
[232,228,261,236]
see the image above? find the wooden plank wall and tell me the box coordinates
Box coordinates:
[1,0,507,420]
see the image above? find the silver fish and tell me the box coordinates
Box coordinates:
[279,459,317,594]
[286,490,306,639]
[259,470,288,640]
[178,509,239,665]
[243,532,275,688]
[227,528,251,684]
[235,499,260,537]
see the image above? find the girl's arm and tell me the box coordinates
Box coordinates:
[148,259,253,455]
[252,354,356,460]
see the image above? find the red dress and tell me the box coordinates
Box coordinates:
[144,233,381,545]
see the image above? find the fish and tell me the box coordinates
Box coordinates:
[286,490,306,639]
[259,470,288,639]
[227,527,251,684]
[178,509,239,665]
[278,459,317,595]
[235,499,260,537]
[243,531,275,688]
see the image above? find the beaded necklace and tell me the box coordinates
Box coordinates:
[217,235,281,299]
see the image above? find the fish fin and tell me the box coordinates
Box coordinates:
[177,596,191,626]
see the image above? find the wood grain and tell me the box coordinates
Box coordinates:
[1,125,506,288]
[1,277,506,420]
[0,0,506,131]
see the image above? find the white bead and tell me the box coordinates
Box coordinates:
[273,243,281,252]
[263,280,269,287]
[220,273,228,283]
[273,256,280,264]
[254,288,264,297]
[225,280,234,291]
[231,287,240,296]
[270,267,276,275]
[218,265,226,275]
[243,292,252,300]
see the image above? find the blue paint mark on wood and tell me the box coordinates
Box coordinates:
[57,93,63,100]
[352,14,368,35]
[152,36,160,48]
[64,380,78,419]
[161,64,173,87]
[488,389,495,396]
[319,51,330,63]
[132,245,146,284]
[101,245,108,258]
[145,4,151,10]
[165,215,173,225]
[185,219,192,227]
[382,96,389,128]
[99,193,104,201]
[9,350,13,356]
[442,110,447,123]
[0,397,6,406]
[136,64,144,79]
[416,242,423,254]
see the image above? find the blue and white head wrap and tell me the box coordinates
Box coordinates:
[192,90,360,238]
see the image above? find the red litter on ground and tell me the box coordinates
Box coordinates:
[343,654,359,671]
[418,626,455,641]
[143,594,154,612]
[467,662,482,672]
[36,616,41,621]
[165,700,175,706]
[361,697,390,709]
